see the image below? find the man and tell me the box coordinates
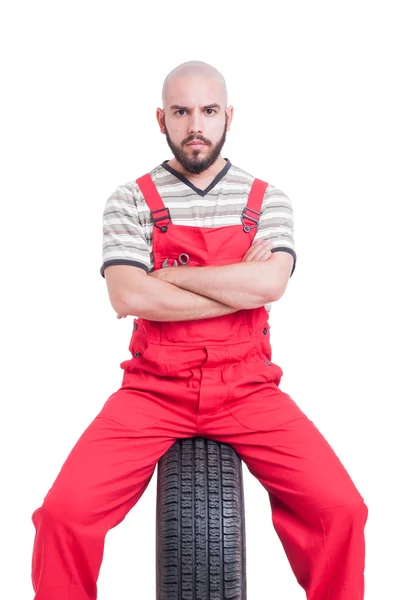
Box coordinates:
[31,60,368,600]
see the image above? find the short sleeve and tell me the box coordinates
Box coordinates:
[100,184,150,278]
[252,184,297,277]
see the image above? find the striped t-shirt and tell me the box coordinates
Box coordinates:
[100,158,297,313]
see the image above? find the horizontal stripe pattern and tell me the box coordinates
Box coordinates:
[101,162,297,313]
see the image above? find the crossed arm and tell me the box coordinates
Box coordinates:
[114,250,294,322]
[149,254,291,309]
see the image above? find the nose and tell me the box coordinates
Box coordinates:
[187,109,204,136]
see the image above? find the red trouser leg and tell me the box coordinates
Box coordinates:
[31,376,199,600]
[199,381,369,600]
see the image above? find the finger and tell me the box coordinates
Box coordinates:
[249,249,272,262]
[243,247,273,263]
[258,247,273,259]
[244,239,273,261]
[249,239,273,256]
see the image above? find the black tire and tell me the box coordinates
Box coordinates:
[156,436,247,600]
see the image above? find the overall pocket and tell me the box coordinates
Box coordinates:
[223,358,284,430]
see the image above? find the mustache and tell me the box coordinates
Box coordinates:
[184,136,209,145]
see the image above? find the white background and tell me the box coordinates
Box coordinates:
[1,1,397,598]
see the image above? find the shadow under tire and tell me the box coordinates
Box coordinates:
[156,436,247,600]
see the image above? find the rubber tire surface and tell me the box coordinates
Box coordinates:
[156,436,247,600]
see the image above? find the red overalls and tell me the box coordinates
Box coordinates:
[31,174,368,600]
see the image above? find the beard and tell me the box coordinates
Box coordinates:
[164,115,228,175]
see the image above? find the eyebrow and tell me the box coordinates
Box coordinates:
[169,103,221,111]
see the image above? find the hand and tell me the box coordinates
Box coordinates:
[116,314,127,319]
[149,269,165,279]
[241,239,274,262]
[149,267,177,280]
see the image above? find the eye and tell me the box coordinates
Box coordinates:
[205,109,216,115]
[175,109,187,116]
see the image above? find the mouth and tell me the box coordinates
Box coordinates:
[187,141,207,148]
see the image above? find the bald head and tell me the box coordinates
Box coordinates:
[157,61,233,175]
[162,60,228,108]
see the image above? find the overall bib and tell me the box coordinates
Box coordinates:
[31,175,368,600]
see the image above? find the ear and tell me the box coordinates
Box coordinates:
[156,108,166,134]
[226,105,234,131]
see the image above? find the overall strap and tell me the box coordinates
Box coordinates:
[241,178,268,233]
[136,174,171,232]
[136,173,268,234]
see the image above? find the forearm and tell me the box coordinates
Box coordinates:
[117,275,240,322]
[154,262,279,310]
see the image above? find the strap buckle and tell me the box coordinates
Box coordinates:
[241,206,260,232]
[151,207,171,232]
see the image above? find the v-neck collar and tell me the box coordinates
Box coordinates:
[161,158,232,197]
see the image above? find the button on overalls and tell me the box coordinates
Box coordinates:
[31,174,368,600]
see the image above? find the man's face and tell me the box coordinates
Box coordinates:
[159,75,232,175]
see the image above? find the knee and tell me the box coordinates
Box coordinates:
[32,491,89,530]
[352,498,369,524]
[342,497,368,519]
[321,497,369,528]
